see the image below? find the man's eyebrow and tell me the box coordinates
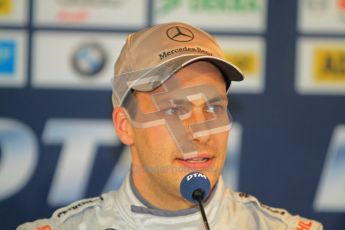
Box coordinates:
[207,96,228,103]
[169,96,227,105]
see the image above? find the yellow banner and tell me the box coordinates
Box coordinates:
[313,48,345,83]
[0,0,11,15]
[224,52,259,77]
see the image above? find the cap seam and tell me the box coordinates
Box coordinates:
[126,33,134,73]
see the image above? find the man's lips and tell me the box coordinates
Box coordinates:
[176,153,214,168]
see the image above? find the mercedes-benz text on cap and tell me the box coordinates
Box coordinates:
[112,22,244,107]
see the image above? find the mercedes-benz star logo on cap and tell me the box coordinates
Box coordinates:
[166,26,194,42]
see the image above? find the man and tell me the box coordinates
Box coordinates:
[18,22,323,230]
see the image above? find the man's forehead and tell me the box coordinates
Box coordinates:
[145,67,226,96]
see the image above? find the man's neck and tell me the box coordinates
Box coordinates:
[130,168,195,211]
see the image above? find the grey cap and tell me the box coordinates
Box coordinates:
[112,22,244,107]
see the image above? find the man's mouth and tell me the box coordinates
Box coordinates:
[176,154,214,168]
[184,157,209,163]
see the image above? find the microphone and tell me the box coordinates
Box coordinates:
[180,172,211,230]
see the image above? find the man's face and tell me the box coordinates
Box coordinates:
[123,61,230,209]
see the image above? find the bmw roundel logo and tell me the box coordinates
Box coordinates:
[71,42,107,76]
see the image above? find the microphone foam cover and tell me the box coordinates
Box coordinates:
[180,172,211,203]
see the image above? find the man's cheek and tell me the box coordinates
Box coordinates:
[140,126,173,147]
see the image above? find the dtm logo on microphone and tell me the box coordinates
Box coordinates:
[187,172,207,181]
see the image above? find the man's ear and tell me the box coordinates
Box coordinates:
[112,107,134,145]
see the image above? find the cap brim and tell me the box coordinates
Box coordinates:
[131,54,244,92]
[112,54,244,106]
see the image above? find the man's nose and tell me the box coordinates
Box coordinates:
[184,107,211,143]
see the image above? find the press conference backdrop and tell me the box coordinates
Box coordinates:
[0,0,344,229]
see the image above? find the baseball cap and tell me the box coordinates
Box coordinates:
[112,22,244,107]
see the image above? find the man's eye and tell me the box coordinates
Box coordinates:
[164,106,189,116]
[205,104,225,114]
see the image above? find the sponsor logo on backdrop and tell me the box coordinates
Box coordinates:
[217,36,265,93]
[300,0,345,33]
[224,51,259,77]
[296,38,345,94]
[306,0,345,14]
[307,0,328,10]
[0,40,15,75]
[57,0,123,6]
[33,32,124,89]
[35,0,145,27]
[0,0,28,25]
[338,0,345,11]
[154,0,267,32]
[340,0,345,9]
[0,0,11,15]
[156,0,262,15]
[55,0,124,22]
[71,42,107,77]
[313,48,345,83]
[338,0,345,20]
